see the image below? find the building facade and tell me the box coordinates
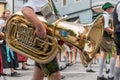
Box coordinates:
[0,0,27,17]
[0,0,7,16]
[53,0,119,23]
[0,0,119,23]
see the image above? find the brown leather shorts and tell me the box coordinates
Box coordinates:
[100,37,116,53]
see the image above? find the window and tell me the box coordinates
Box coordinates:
[76,0,80,1]
[74,0,80,3]
[62,0,67,6]
[0,0,7,3]
[55,0,58,2]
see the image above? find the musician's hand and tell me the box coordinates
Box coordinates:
[35,22,47,38]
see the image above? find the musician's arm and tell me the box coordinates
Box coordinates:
[21,7,46,38]
[21,7,38,25]
[104,15,114,34]
[104,27,114,34]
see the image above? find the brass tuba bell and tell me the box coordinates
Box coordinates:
[5,12,104,67]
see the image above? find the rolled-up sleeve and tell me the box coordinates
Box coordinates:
[22,0,48,12]
[103,13,110,28]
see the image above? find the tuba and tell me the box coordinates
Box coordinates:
[5,12,104,67]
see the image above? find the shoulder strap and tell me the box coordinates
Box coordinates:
[48,0,60,16]
[48,0,54,11]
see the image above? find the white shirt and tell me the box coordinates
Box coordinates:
[103,11,111,29]
[0,19,5,43]
[23,0,48,12]
[116,2,120,22]
[0,19,5,32]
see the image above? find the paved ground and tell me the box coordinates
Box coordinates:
[0,55,109,80]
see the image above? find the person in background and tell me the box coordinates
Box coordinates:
[63,43,74,66]
[0,17,6,76]
[0,10,21,77]
[113,1,120,80]
[97,2,116,80]
[17,53,29,70]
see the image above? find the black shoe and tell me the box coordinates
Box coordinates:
[97,76,107,80]
[61,75,65,79]
[22,67,29,70]
[59,65,67,71]
[66,63,69,66]
[105,69,110,74]
[86,69,95,72]
[0,73,7,76]
[14,68,19,70]
[66,63,73,66]
[11,72,21,77]
[108,76,114,80]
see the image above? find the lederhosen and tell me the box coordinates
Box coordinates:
[100,14,116,53]
[35,0,60,76]
[113,2,120,55]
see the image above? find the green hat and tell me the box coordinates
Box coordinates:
[102,2,114,10]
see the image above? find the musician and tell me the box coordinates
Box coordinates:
[21,0,62,80]
[97,2,117,80]
[113,1,120,80]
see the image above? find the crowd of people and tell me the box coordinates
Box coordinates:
[0,10,29,77]
[0,0,120,80]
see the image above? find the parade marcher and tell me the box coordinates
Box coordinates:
[113,1,120,80]
[63,43,74,66]
[97,2,116,80]
[21,0,63,80]
[0,17,6,76]
[0,10,21,77]
[17,53,29,70]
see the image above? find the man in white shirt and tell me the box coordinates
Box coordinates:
[97,2,116,80]
[21,0,62,80]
